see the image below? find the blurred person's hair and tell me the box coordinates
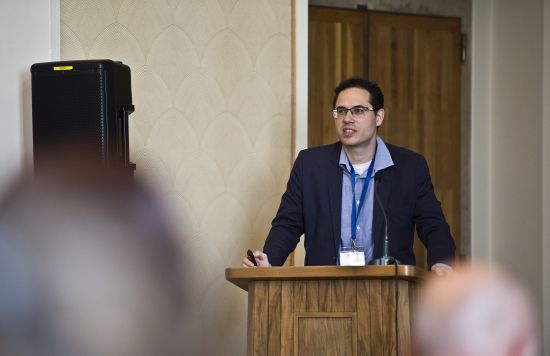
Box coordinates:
[0,160,185,356]
[414,262,539,356]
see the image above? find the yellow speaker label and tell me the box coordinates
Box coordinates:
[53,66,73,71]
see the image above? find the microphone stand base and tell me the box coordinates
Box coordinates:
[368,256,400,265]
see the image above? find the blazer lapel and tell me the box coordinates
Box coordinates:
[327,143,343,256]
[372,166,394,258]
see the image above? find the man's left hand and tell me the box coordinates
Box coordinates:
[431,264,454,277]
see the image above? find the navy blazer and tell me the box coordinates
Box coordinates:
[263,142,455,268]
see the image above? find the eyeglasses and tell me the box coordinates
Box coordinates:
[331,105,375,119]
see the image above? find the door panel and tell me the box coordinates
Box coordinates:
[368,12,461,268]
[308,7,366,148]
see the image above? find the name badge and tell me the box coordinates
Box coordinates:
[339,246,366,266]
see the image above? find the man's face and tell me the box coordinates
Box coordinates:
[333,87,384,150]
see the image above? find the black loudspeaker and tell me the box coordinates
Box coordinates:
[31,59,135,172]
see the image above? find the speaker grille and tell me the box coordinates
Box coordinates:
[31,60,133,173]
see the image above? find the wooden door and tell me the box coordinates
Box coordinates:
[308,6,366,148]
[308,7,461,269]
[367,12,461,268]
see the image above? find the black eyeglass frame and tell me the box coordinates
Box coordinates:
[331,105,375,119]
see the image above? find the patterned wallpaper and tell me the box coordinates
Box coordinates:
[61,0,293,354]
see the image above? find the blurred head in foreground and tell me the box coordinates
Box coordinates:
[0,164,185,356]
[414,262,539,356]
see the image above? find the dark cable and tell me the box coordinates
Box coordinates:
[373,173,389,256]
[394,260,399,356]
[373,171,399,354]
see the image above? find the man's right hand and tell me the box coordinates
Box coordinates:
[242,250,271,267]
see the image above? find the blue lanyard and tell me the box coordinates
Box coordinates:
[350,155,376,245]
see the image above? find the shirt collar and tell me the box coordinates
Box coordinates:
[339,136,394,176]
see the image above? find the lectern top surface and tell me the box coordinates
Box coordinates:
[225,265,426,291]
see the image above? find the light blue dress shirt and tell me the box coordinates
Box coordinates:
[339,136,394,263]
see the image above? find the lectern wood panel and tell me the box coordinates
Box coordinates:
[226,266,424,356]
[247,279,416,356]
[398,281,412,354]
[281,281,294,355]
[268,281,282,355]
[356,280,370,354]
[295,312,357,356]
[248,281,269,356]
[382,280,397,355]
[370,280,386,355]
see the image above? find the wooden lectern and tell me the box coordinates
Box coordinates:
[226,265,425,356]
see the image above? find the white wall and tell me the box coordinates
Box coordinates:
[471,0,493,260]
[59,1,294,354]
[293,0,308,266]
[491,0,542,292]
[543,0,550,352]
[0,0,59,193]
[472,0,547,351]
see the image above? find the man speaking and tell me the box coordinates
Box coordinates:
[243,77,455,275]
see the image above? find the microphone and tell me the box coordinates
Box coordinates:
[368,171,400,265]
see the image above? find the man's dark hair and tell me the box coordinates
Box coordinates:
[332,77,384,111]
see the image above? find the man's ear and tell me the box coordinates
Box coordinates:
[375,108,385,127]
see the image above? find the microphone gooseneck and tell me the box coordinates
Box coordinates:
[368,171,400,265]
